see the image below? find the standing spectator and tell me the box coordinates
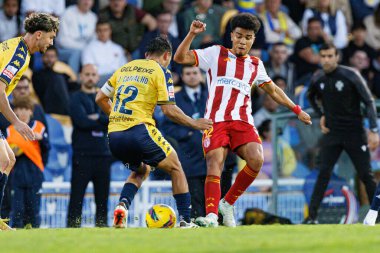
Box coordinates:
[67,64,112,228]
[179,0,226,48]
[21,0,65,18]
[0,0,21,42]
[305,43,379,224]
[364,5,380,51]
[82,20,127,86]
[291,17,326,82]
[161,65,208,219]
[99,0,157,55]
[56,0,97,73]
[265,42,296,95]
[260,0,302,47]
[6,97,49,228]
[301,0,348,49]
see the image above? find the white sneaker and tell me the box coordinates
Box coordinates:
[113,202,128,228]
[178,220,199,229]
[195,213,219,227]
[219,198,236,227]
[363,209,378,226]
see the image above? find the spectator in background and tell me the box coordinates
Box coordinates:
[364,5,380,51]
[350,0,379,23]
[265,42,296,96]
[67,64,112,228]
[348,50,372,84]
[301,0,348,49]
[6,97,49,228]
[82,20,127,87]
[260,0,302,47]
[150,0,183,38]
[21,0,65,18]
[56,0,97,73]
[342,22,376,66]
[291,17,326,82]
[99,0,157,55]
[161,65,208,218]
[179,0,226,48]
[253,91,280,127]
[0,0,21,42]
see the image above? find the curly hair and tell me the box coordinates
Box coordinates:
[24,13,59,34]
[230,13,261,34]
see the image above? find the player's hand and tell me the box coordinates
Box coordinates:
[368,131,379,151]
[298,111,312,125]
[14,120,35,141]
[190,20,206,35]
[34,133,43,141]
[319,115,330,134]
[193,118,213,130]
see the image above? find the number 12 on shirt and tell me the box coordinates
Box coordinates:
[113,85,139,115]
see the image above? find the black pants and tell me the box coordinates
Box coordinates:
[309,132,376,219]
[67,154,112,227]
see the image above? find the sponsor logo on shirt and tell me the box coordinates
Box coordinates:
[6,65,18,75]
[216,77,250,95]
[2,69,14,79]
[168,86,174,98]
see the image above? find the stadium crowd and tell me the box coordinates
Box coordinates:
[1,0,380,228]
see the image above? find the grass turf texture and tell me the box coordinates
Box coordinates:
[1,225,380,253]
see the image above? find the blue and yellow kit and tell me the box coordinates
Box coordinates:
[102,59,176,170]
[0,37,31,96]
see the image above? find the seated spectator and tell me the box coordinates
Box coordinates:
[364,4,380,51]
[301,0,348,49]
[6,97,49,228]
[21,0,65,18]
[0,0,20,42]
[291,17,326,82]
[99,0,157,55]
[179,0,226,48]
[265,42,296,95]
[260,0,302,47]
[342,22,376,66]
[56,0,97,73]
[253,92,280,127]
[349,50,372,84]
[150,0,183,38]
[82,20,127,86]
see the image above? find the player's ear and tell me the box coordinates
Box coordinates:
[35,31,43,39]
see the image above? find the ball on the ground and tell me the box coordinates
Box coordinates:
[145,204,177,228]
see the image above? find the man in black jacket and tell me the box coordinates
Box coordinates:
[67,64,112,227]
[305,42,379,224]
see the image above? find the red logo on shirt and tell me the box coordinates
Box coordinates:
[2,69,14,79]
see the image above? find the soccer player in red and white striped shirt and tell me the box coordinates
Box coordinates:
[174,13,312,227]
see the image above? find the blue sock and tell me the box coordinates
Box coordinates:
[119,183,138,209]
[370,183,380,211]
[174,192,191,223]
[0,173,8,215]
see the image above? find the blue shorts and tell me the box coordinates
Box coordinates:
[108,124,173,171]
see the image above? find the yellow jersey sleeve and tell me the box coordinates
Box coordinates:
[107,70,118,88]
[156,66,176,105]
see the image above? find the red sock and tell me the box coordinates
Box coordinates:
[224,165,259,205]
[205,175,221,215]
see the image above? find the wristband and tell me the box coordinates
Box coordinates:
[292,105,302,115]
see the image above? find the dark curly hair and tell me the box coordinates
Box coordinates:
[24,13,59,34]
[230,13,261,34]
[145,36,172,56]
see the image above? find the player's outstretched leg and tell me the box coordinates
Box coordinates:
[113,164,150,228]
[157,150,198,228]
[364,182,380,226]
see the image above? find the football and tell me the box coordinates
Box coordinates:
[145,204,177,228]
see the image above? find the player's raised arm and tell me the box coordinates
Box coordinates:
[161,104,212,131]
[173,20,206,65]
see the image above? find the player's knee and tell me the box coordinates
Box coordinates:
[246,153,264,170]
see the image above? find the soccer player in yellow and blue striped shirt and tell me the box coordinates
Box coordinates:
[96,37,212,228]
[0,12,59,231]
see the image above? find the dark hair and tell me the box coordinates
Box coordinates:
[4,0,18,5]
[320,42,338,55]
[351,22,366,31]
[258,119,271,137]
[272,75,286,84]
[13,97,34,111]
[155,10,172,18]
[45,45,58,55]
[19,75,31,83]
[96,19,111,28]
[230,13,261,34]
[24,12,59,34]
[307,17,322,26]
[145,36,172,56]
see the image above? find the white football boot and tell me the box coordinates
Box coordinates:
[195,213,219,227]
[219,198,236,227]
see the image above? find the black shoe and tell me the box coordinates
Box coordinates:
[302,217,318,225]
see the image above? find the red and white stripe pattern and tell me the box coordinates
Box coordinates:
[193,45,271,126]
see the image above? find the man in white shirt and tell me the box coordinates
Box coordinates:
[21,0,65,18]
[82,20,127,86]
[0,0,20,42]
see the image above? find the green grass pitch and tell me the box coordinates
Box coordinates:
[1,225,380,253]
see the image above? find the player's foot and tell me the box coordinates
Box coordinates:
[363,209,378,226]
[195,213,219,227]
[302,217,319,225]
[219,198,236,227]
[178,219,199,229]
[0,219,15,231]
[113,202,128,228]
